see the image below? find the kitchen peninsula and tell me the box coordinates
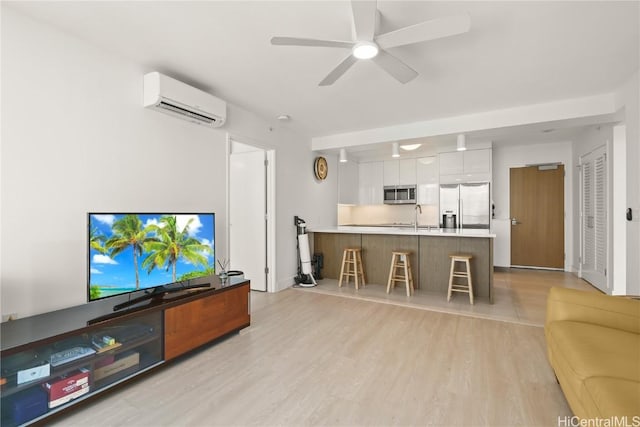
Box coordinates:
[311,226,495,303]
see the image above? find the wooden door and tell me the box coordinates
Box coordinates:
[510,165,564,269]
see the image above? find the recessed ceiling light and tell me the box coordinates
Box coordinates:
[277,114,290,121]
[400,143,422,151]
[352,41,379,59]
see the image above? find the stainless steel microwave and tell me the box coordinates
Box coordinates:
[383,185,417,204]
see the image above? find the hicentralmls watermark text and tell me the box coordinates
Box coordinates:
[558,416,640,427]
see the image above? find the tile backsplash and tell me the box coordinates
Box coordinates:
[338,204,438,226]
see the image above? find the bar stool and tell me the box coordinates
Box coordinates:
[338,248,366,289]
[447,254,474,304]
[387,251,414,297]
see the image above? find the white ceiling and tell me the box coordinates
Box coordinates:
[336,120,611,162]
[7,1,639,147]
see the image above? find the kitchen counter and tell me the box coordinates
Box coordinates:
[311,227,494,302]
[310,225,495,238]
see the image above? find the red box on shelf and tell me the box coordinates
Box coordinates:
[42,368,90,408]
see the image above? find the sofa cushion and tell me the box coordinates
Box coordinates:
[582,377,640,418]
[547,321,640,381]
[546,288,640,334]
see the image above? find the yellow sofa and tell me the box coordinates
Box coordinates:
[545,287,640,419]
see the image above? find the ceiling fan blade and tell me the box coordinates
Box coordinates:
[372,49,418,84]
[350,0,377,41]
[271,37,354,49]
[375,14,471,49]
[319,55,359,86]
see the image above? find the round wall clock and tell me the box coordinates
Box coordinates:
[314,156,328,181]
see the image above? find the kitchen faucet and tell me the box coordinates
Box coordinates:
[414,204,422,231]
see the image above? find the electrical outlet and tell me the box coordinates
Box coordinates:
[2,313,18,322]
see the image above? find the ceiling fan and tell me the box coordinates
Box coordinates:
[271,1,471,86]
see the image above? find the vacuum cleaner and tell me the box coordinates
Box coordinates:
[294,216,316,287]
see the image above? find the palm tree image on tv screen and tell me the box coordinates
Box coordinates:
[88,213,215,301]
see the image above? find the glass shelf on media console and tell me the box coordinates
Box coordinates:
[0,311,162,426]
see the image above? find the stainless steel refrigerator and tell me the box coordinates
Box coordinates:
[440,182,490,229]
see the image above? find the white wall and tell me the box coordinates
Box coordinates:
[492,140,574,271]
[272,137,338,290]
[614,72,640,295]
[223,108,338,291]
[0,7,336,318]
[337,160,359,205]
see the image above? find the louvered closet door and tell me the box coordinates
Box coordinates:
[580,146,607,291]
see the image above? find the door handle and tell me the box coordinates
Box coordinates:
[511,218,520,225]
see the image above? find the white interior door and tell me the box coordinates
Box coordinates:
[230,146,266,291]
[580,145,607,291]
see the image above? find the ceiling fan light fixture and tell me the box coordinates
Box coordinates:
[392,142,400,158]
[400,143,422,151]
[456,134,467,151]
[352,41,379,59]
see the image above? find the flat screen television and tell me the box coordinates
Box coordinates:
[87,213,215,304]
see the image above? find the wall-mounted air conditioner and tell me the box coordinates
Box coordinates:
[143,72,226,128]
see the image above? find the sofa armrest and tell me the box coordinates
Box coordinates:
[546,287,640,334]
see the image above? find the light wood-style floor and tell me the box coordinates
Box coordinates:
[52,272,579,426]
[302,268,598,326]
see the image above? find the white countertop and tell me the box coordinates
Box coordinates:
[309,226,496,238]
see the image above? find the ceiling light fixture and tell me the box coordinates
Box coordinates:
[339,148,348,163]
[456,134,467,151]
[392,142,400,158]
[352,41,379,59]
[400,143,422,151]
[277,114,290,121]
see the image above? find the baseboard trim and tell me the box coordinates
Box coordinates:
[276,276,296,292]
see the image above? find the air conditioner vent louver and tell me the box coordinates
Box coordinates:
[157,101,218,124]
[143,72,226,128]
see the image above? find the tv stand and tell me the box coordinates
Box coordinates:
[112,283,213,312]
[111,290,163,312]
[0,279,250,426]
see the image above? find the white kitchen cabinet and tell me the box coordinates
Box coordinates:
[358,161,384,205]
[383,159,416,186]
[416,157,439,225]
[383,160,399,186]
[416,157,438,203]
[439,151,464,175]
[463,149,491,174]
[399,159,417,185]
[338,161,359,204]
[439,149,492,183]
